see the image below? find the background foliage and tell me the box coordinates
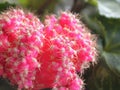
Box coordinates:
[0,0,120,90]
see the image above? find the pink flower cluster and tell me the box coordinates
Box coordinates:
[0,9,97,90]
[0,9,44,89]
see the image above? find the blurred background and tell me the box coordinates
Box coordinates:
[0,0,120,90]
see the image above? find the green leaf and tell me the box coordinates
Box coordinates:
[86,0,98,6]
[96,16,120,76]
[18,0,29,7]
[103,52,120,77]
[97,16,120,53]
[18,0,59,12]
[0,2,16,13]
[85,62,120,90]
[97,0,120,18]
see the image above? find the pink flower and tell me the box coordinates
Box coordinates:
[0,9,96,90]
[0,8,44,90]
[32,12,96,90]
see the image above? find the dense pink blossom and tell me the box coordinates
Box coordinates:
[0,9,96,90]
[32,12,96,90]
[0,8,44,89]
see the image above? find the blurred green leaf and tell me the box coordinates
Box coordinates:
[97,16,120,53]
[18,0,29,7]
[18,0,59,16]
[97,0,120,18]
[0,2,16,13]
[85,62,120,90]
[94,16,120,77]
[103,52,120,77]
[86,0,98,6]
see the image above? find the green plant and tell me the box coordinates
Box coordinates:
[80,0,120,90]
